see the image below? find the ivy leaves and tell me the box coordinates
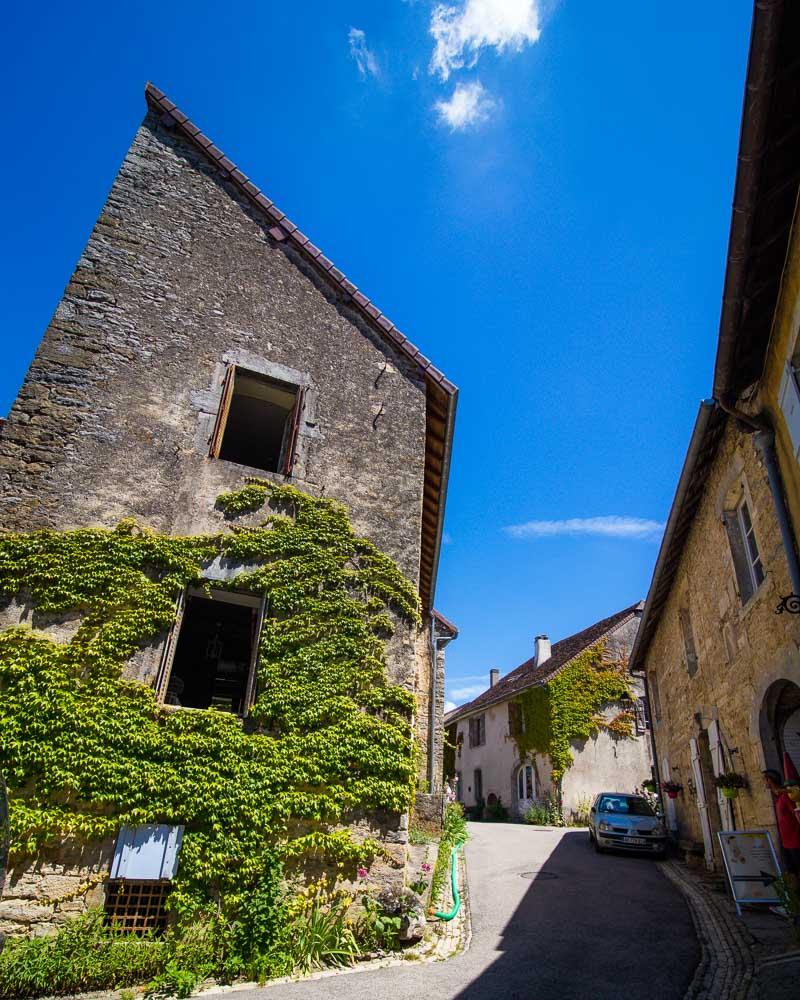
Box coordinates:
[511,641,634,781]
[0,480,420,925]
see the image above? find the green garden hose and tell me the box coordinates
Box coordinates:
[433,839,465,921]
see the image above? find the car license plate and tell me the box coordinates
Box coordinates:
[626,837,648,845]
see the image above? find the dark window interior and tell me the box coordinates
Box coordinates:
[219,371,297,472]
[167,594,255,714]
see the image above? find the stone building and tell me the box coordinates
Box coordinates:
[630,2,800,869]
[0,83,457,934]
[445,604,651,822]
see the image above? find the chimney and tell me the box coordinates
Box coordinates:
[489,668,500,688]
[534,635,551,667]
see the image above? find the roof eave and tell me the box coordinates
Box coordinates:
[713,0,800,402]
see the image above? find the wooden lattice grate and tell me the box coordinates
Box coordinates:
[104,879,169,935]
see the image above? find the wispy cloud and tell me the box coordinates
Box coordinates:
[430,0,542,80]
[445,700,457,714]
[435,80,497,130]
[505,516,665,541]
[348,27,379,79]
[449,682,487,702]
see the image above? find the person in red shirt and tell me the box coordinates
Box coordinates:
[763,769,800,877]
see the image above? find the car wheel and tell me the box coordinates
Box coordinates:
[588,829,594,844]
[594,838,604,854]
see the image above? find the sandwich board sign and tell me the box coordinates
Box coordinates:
[717,829,782,915]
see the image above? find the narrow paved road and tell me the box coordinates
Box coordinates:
[231,823,699,1000]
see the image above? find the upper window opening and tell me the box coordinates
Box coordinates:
[678,605,698,678]
[210,366,304,475]
[158,589,264,716]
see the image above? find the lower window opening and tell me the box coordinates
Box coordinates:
[104,879,169,936]
[166,591,260,714]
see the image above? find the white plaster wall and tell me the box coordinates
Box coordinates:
[561,705,652,821]
[454,701,521,813]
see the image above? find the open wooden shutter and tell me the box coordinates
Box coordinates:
[209,366,236,458]
[155,590,186,702]
[280,387,305,477]
[708,720,735,830]
[690,737,715,869]
[243,597,267,716]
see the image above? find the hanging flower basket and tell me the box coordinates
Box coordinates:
[642,778,657,793]
[662,781,682,799]
[713,772,747,799]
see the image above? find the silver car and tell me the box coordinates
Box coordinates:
[588,792,667,857]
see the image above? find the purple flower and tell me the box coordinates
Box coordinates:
[421,863,432,873]
[357,867,368,879]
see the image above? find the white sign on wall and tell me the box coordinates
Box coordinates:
[717,829,782,915]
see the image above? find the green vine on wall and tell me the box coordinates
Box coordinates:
[511,642,634,782]
[0,479,420,928]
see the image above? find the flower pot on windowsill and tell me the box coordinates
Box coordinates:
[713,772,747,799]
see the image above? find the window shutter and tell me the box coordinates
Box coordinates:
[243,597,267,716]
[723,511,754,604]
[155,590,186,702]
[209,366,236,458]
[779,360,800,459]
[281,387,305,477]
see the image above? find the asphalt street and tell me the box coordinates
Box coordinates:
[229,823,700,1000]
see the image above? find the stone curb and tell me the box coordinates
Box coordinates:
[658,860,757,1000]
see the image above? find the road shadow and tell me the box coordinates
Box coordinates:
[456,828,699,1000]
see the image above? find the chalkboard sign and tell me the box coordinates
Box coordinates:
[717,829,782,915]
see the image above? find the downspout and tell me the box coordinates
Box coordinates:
[428,619,443,793]
[718,397,800,597]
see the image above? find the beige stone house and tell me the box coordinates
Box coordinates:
[0,83,457,935]
[629,3,800,869]
[445,605,652,822]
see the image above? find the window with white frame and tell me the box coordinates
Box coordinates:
[723,495,765,604]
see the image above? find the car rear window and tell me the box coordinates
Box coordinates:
[597,795,655,816]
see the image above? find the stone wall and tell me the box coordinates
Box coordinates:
[0,841,112,939]
[642,420,800,864]
[0,110,426,588]
[0,108,438,932]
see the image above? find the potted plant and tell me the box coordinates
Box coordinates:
[642,778,657,793]
[713,772,747,799]
[662,781,683,799]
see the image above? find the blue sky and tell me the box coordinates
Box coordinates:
[2,2,752,710]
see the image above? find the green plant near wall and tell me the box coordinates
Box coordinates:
[0,479,420,942]
[511,641,634,782]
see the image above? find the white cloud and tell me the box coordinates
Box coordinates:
[445,700,457,714]
[449,682,487,702]
[505,516,665,541]
[435,80,497,130]
[430,0,542,80]
[348,27,379,79]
